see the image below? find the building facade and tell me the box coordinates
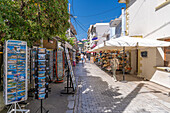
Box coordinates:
[119,0,170,88]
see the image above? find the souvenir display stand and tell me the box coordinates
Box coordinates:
[95,51,132,75]
[3,40,30,113]
[55,47,65,83]
[35,48,49,113]
[46,49,53,82]
[61,47,76,94]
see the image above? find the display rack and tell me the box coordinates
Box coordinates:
[61,47,76,94]
[46,49,53,82]
[3,40,29,112]
[55,47,64,82]
[35,48,49,113]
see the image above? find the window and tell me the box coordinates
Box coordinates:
[164,39,170,67]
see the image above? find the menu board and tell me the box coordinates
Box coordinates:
[35,48,48,100]
[3,40,27,105]
[57,47,64,81]
[65,48,76,90]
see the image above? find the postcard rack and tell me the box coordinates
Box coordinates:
[3,40,30,112]
[35,48,49,113]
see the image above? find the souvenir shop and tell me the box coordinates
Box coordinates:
[94,50,132,74]
[0,39,77,112]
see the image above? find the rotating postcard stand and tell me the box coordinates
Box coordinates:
[61,47,76,94]
[35,48,49,113]
[3,40,30,113]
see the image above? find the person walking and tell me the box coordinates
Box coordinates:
[84,54,87,63]
[110,54,119,81]
[81,53,84,63]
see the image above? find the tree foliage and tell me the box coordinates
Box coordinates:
[0,0,70,46]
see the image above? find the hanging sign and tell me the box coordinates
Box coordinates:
[3,40,27,105]
[65,48,76,90]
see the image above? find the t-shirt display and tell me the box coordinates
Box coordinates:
[3,40,27,105]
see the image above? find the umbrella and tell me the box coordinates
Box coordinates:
[92,37,98,40]
[78,42,83,44]
[90,36,170,81]
[82,40,88,42]
[81,38,86,41]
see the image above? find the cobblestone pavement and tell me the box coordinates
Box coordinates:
[0,81,70,113]
[73,62,170,113]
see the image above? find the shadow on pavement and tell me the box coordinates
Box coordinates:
[74,62,152,113]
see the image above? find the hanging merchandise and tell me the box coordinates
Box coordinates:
[30,48,37,90]
[35,48,49,100]
[53,49,57,81]
[55,47,64,82]
[46,49,53,82]
[65,48,76,90]
[27,48,31,90]
[3,40,28,105]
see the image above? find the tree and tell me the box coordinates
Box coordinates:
[0,0,70,46]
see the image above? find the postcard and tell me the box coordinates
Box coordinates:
[38,48,46,54]
[38,88,46,94]
[38,93,46,99]
[38,60,46,65]
[38,54,46,60]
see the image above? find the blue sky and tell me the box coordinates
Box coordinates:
[69,0,126,40]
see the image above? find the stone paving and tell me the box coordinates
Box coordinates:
[73,62,170,113]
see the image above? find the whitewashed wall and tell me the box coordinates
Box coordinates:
[128,0,170,39]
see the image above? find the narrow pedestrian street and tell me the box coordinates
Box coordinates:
[73,62,170,113]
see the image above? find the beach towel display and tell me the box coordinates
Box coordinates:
[3,40,28,105]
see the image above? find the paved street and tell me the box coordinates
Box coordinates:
[73,62,170,113]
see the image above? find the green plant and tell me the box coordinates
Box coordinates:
[0,0,70,46]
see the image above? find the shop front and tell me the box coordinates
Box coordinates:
[94,50,131,76]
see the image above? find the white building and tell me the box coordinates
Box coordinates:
[119,0,170,88]
[88,23,110,49]
[109,16,122,39]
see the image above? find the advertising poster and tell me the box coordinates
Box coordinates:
[3,40,27,105]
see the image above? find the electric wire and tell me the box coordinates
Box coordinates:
[73,4,124,17]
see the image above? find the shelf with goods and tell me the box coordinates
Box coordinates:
[4,40,27,105]
[35,48,49,100]
[95,50,132,74]
[46,49,53,82]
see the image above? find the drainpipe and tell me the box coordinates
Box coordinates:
[122,8,126,81]
[121,8,126,36]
